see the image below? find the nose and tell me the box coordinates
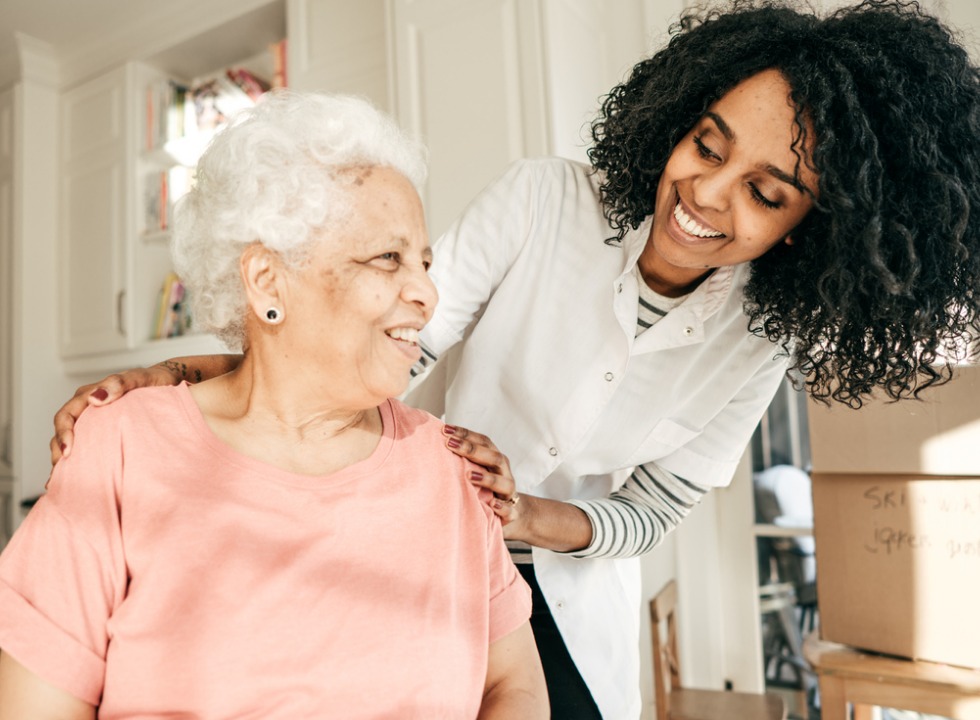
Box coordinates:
[691,164,733,213]
[402,265,439,321]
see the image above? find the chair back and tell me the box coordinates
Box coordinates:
[650,580,682,720]
[650,580,788,720]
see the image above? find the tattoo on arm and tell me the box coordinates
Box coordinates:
[158,360,193,382]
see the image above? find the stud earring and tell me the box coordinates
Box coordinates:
[264,307,283,324]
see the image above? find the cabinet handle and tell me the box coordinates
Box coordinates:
[117,290,126,336]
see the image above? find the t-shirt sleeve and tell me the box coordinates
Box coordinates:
[0,409,128,706]
[479,487,532,643]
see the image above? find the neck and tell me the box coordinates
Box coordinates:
[211,348,379,443]
[636,259,711,298]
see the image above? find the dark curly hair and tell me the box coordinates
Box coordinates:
[589,0,980,406]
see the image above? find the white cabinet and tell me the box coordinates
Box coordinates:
[57,12,289,372]
[59,67,130,358]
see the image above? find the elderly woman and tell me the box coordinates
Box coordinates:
[0,92,547,718]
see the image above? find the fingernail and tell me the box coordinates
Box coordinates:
[470,470,483,481]
[92,388,108,401]
[447,438,460,449]
[493,500,502,510]
[443,425,457,435]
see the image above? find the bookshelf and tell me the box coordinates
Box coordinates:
[60,2,286,373]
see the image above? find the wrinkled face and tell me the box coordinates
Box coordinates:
[643,69,819,295]
[285,166,437,407]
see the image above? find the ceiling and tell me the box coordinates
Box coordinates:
[0,0,280,89]
[0,0,169,49]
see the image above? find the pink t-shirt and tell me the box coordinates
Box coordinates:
[0,384,530,718]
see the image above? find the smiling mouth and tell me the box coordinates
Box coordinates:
[384,327,420,345]
[672,200,724,239]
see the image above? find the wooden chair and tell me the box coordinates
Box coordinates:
[650,580,787,720]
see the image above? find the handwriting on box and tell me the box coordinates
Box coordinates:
[860,484,980,560]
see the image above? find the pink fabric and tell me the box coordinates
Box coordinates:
[0,384,530,718]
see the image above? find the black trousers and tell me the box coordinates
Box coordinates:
[518,564,604,720]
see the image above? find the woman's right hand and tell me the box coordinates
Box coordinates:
[50,364,181,465]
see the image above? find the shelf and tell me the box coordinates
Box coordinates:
[64,333,229,378]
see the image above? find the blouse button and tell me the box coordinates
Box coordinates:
[604,372,614,382]
[556,601,565,610]
[549,447,558,457]
[683,326,694,336]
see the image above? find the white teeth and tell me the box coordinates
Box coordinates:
[673,202,723,238]
[386,327,419,344]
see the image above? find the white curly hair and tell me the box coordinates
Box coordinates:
[171,90,428,350]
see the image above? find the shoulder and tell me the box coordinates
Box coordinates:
[386,397,446,435]
[385,398,462,460]
[491,157,607,234]
[384,399,493,511]
[482,157,596,199]
[501,157,597,195]
[72,384,188,444]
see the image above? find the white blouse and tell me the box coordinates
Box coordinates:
[407,157,788,720]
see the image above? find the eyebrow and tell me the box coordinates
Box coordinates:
[704,111,816,198]
[393,236,433,261]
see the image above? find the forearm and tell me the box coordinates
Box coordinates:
[479,623,548,719]
[505,495,593,553]
[0,652,95,720]
[568,464,708,559]
[156,354,242,384]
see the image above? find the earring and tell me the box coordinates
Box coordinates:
[264,307,283,324]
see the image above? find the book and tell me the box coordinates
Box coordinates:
[145,80,190,151]
[269,38,287,89]
[162,277,186,338]
[226,67,270,101]
[143,171,168,234]
[153,273,187,339]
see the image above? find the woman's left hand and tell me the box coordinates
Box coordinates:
[443,425,526,529]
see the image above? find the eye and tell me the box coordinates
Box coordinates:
[693,134,721,161]
[371,251,401,270]
[748,182,781,210]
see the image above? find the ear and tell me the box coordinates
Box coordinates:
[784,235,795,246]
[240,243,285,323]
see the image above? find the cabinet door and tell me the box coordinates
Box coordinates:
[287,0,390,107]
[391,0,549,239]
[60,67,130,357]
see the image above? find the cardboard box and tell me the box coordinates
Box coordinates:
[811,472,980,668]
[807,364,980,475]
